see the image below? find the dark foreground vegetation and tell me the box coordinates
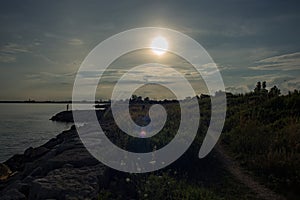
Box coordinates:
[222,82,300,199]
[95,82,299,200]
[0,82,299,200]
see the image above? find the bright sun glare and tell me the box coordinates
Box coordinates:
[151,36,168,56]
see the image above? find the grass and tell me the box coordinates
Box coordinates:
[98,88,300,199]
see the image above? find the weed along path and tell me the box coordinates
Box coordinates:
[216,145,285,200]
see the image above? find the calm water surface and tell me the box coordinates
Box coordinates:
[0,103,73,162]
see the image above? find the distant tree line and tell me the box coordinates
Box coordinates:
[254,81,281,97]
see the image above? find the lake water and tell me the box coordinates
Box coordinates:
[0,103,73,162]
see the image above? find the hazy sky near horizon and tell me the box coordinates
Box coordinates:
[0,0,300,100]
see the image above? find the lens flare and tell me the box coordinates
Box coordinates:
[151,36,168,56]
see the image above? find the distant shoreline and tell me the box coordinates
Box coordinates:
[0,101,110,104]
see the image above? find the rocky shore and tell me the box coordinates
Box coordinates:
[0,125,110,200]
[50,110,106,123]
[50,111,74,123]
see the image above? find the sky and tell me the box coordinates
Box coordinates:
[0,0,300,100]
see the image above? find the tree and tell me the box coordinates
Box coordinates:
[144,97,150,103]
[261,81,268,95]
[254,81,261,93]
[269,86,281,97]
[262,81,266,89]
[137,96,142,102]
[131,94,138,102]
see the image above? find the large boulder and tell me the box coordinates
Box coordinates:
[1,188,26,200]
[0,128,110,200]
[28,164,106,200]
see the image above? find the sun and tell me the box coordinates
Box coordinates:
[151,36,168,56]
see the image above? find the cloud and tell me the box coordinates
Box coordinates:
[0,43,31,63]
[242,73,284,82]
[226,85,250,94]
[68,38,84,46]
[271,76,300,94]
[0,43,30,53]
[0,54,16,63]
[199,63,224,76]
[240,73,300,94]
[45,32,84,46]
[25,71,76,84]
[1,1,300,100]
[250,52,300,71]
[44,32,62,39]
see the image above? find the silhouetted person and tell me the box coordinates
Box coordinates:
[66,104,69,111]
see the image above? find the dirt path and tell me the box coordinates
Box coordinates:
[216,145,285,200]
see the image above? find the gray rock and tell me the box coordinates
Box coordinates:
[1,188,26,200]
[0,128,109,200]
[25,147,49,159]
[47,148,99,168]
[24,147,34,157]
[28,164,105,200]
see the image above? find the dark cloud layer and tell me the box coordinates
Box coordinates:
[0,0,300,99]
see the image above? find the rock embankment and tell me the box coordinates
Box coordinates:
[50,110,106,123]
[50,111,74,122]
[0,126,110,200]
